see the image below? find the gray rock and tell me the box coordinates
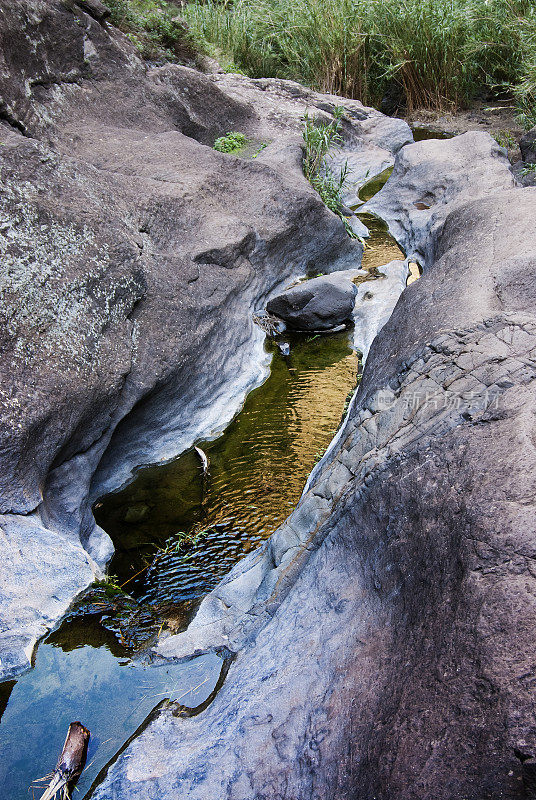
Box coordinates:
[75,0,110,21]
[520,126,536,164]
[0,0,413,677]
[267,273,358,331]
[352,259,409,359]
[362,131,515,263]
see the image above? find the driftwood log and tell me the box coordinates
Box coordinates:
[40,722,90,800]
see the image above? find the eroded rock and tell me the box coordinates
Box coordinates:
[362,131,516,263]
[0,0,411,677]
[93,157,536,798]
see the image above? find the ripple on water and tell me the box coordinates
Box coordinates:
[94,332,359,630]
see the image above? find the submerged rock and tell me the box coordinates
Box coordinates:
[94,140,536,797]
[267,273,359,331]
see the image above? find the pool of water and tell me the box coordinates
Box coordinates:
[411,126,455,142]
[0,329,359,800]
[0,618,224,800]
[94,331,359,633]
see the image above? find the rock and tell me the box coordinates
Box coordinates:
[347,213,370,238]
[520,126,536,164]
[93,154,536,798]
[352,259,409,359]
[75,0,111,21]
[362,131,515,263]
[267,273,359,331]
[0,0,413,677]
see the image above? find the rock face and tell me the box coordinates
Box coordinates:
[266,273,359,331]
[362,131,516,262]
[92,138,536,798]
[0,1,411,678]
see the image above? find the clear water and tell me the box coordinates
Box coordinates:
[411,126,455,142]
[0,617,224,800]
[94,331,359,634]
[0,330,359,800]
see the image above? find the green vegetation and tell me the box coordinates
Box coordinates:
[302,107,358,237]
[520,162,536,176]
[494,129,518,149]
[105,0,198,62]
[213,131,248,153]
[182,0,536,123]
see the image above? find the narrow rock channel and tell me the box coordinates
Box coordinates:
[0,195,408,798]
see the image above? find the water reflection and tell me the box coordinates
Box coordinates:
[94,332,359,631]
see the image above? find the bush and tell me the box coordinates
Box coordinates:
[106,0,198,62]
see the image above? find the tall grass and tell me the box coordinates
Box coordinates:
[183,0,536,118]
[515,4,536,127]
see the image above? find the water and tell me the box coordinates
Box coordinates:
[0,618,224,800]
[0,330,359,799]
[94,332,359,633]
[411,126,455,142]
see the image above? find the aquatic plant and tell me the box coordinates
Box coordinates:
[302,108,357,237]
[213,131,248,153]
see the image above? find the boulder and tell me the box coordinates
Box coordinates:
[520,126,536,164]
[266,273,359,331]
[362,131,515,263]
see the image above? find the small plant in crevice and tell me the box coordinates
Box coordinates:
[302,108,357,239]
[494,129,517,149]
[213,131,247,153]
[252,142,268,158]
[520,162,536,176]
[93,574,125,598]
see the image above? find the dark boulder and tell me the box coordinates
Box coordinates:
[266,273,358,331]
[520,126,536,164]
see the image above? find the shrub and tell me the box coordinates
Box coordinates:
[302,108,358,237]
[106,0,198,63]
[213,131,248,152]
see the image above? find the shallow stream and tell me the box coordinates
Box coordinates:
[0,166,409,799]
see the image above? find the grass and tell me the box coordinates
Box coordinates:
[182,0,536,122]
[520,162,536,176]
[302,107,359,237]
[213,131,248,153]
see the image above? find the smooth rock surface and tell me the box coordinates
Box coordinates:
[94,157,536,799]
[0,0,411,677]
[362,131,516,263]
[266,273,359,331]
